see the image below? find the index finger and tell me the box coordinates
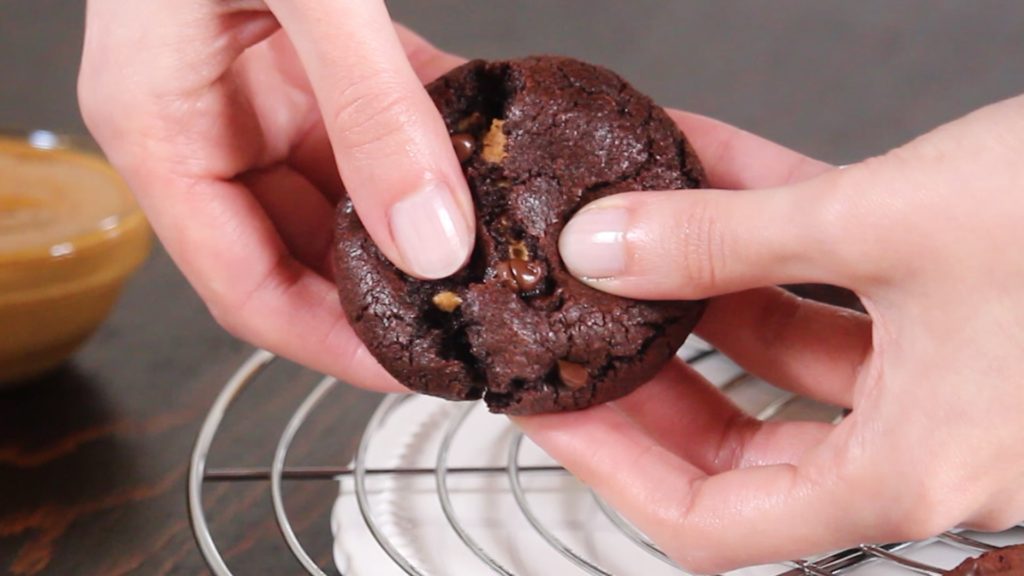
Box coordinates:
[266,0,475,280]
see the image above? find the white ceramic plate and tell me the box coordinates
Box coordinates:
[331,340,1023,575]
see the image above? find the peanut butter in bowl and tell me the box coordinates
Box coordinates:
[0,131,150,385]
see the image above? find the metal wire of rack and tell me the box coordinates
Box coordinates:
[188,346,1023,576]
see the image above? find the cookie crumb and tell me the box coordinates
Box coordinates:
[432,291,463,312]
[482,119,507,163]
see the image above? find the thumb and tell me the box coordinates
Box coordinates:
[266,0,474,279]
[558,164,889,300]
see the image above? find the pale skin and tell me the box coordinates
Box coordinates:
[79,2,1024,572]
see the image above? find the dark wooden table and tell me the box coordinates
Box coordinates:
[0,244,385,575]
[2,2,1023,574]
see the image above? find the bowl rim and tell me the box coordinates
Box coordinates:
[0,128,146,263]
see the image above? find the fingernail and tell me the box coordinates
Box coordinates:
[559,206,629,279]
[389,181,472,279]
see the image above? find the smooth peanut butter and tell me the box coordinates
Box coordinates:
[0,137,130,256]
[0,135,149,384]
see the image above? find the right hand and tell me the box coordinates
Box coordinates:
[524,96,1024,571]
[79,3,470,390]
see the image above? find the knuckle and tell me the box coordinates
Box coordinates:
[961,517,994,532]
[649,483,715,573]
[804,160,887,283]
[714,414,760,471]
[329,76,415,155]
[837,448,962,542]
[886,476,967,541]
[206,296,245,339]
[77,54,139,160]
[205,254,305,341]
[963,513,1018,533]
[76,74,100,130]
[962,493,1024,532]
[669,196,728,296]
[77,64,110,138]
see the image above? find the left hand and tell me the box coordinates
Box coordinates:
[79,2,468,391]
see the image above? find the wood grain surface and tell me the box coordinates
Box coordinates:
[0,246,382,575]
[2,1,1023,574]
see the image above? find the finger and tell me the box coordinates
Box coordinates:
[286,25,465,204]
[613,360,834,472]
[240,165,335,276]
[167,175,405,394]
[79,2,404,392]
[240,31,346,203]
[80,2,289,176]
[393,23,466,84]
[696,288,871,407]
[265,0,475,279]
[664,109,831,190]
[558,163,882,300]
[517,410,870,573]
[288,119,345,204]
[558,111,894,299]
[558,112,833,298]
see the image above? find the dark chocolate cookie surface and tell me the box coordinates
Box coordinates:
[334,56,707,414]
[946,544,1024,575]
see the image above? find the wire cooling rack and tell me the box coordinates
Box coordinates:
[188,341,1023,575]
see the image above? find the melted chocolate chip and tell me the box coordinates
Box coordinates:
[493,261,517,290]
[509,259,542,291]
[451,133,475,163]
[557,360,589,389]
[456,111,485,132]
[493,259,543,292]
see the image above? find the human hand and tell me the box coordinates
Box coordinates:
[520,97,1024,571]
[78,3,469,390]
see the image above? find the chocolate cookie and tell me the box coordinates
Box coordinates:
[946,544,1024,575]
[334,56,707,414]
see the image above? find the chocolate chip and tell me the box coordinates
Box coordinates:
[557,360,588,390]
[432,291,463,313]
[509,259,542,291]
[493,259,543,292]
[493,261,517,290]
[456,111,485,132]
[451,133,475,163]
